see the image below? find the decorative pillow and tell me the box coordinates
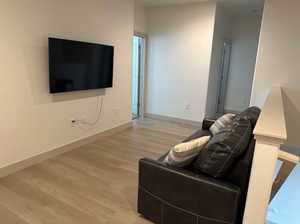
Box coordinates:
[193,117,252,178]
[209,113,236,135]
[182,129,211,143]
[164,136,211,167]
[235,106,261,128]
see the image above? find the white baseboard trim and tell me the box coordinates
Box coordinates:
[0,122,132,178]
[144,113,202,127]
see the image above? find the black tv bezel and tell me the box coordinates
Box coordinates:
[48,37,114,94]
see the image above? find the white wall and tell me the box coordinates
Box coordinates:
[224,14,261,112]
[251,0,300,223]
[145,2,217,122]
[205,4,232,117]
[134,0,147,34]
[251,0,300,149]
[0,0,134,169]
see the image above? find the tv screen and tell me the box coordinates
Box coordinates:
[49,38,114,93]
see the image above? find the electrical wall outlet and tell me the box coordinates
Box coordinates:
[71,119,79,127]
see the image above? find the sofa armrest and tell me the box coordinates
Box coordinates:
[138,158,241,224]
[202,118,216,130]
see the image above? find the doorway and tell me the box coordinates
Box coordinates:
[215,13,262,117]
[132,35,145,119]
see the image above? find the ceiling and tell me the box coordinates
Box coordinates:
[139,0,265,15]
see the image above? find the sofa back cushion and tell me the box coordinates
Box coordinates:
[223,107,261,222]
[193,117,252,178]
[226,107,261,186]
[235,106,261,128]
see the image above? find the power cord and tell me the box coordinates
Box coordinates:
[77,96,104,129]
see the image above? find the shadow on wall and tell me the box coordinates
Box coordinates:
[282,88,300,152]
[51,89,106,103]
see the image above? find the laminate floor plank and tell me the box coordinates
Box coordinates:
[0,203,30,224]
[0,118,198,224]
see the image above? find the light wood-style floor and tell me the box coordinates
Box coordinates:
[0,118,198,224]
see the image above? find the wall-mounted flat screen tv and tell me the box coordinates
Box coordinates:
[49,38,114,93]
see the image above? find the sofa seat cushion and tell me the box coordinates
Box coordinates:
[193,117,252,178]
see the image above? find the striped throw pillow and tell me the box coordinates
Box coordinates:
[164,136,211,167]
[210,114,235,135]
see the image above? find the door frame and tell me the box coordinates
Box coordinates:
[133,32,147,119]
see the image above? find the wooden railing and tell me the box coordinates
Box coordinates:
[271,150,299,201]
[243,87,299,224]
